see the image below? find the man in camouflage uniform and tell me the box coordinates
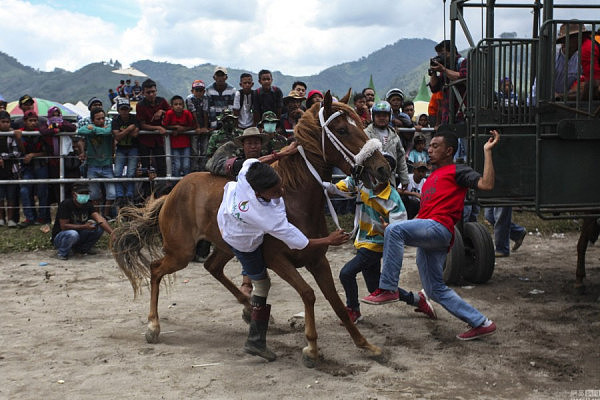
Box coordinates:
[206,109,243,159]
[258,110,288,153]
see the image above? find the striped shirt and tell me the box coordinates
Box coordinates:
[335,177,407,252]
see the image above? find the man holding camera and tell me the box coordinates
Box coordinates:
[429,39,468,160]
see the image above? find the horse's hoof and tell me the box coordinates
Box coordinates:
[302,353,317,368]
[145,329,160,344]
[368,344,383,357]
[301,346,321,368]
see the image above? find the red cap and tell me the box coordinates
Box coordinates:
[307,89,323,100]
[24,110,38,119]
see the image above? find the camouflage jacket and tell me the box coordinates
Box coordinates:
[206,128,243,158]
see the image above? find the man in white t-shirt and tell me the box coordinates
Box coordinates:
[217,159,349,361]
[401,161,428,219]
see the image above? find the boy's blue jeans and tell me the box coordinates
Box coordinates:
[380,219,486,327]
[340,248,382,310]
[114,146,138,198]
[20,165,49,222]
[231,245,268,281]
[172,147,190,177]
[53,227,104,257]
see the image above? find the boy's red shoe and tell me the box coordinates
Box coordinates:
[361,288,399,305]
[340,307,363,325]
[414,289,437,319]
[457,321,497,340]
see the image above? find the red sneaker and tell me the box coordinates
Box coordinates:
[361,288,399,305]
[340,306,363,325]
[414,289,437,320]
[457,321,497,340]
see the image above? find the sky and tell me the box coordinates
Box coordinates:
[1,0,599,77]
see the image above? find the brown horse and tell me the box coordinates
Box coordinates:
[576,217,600,292]
[111,91,390,367]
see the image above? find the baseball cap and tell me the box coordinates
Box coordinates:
[192,79,206,89]
[19,94,34,106]
[307,90,323,100]
[24,110,38,119]
[214,66,228,74]
[72,182,90,193]
[116,97,131,109]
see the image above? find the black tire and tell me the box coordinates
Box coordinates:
[444,226,464,285]
[462,222,495,283]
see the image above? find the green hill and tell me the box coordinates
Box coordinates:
[0,38,437,104]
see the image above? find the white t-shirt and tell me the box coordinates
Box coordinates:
[217,159,309,252]
[406,174,426,195]
[233,90,253,129]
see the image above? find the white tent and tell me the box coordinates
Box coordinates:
[64,101,89,118]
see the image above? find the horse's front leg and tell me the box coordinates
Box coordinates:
[307,258,382,357]
[575,218,597,293]
[270,263,320,367]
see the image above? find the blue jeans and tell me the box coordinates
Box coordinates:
[53,227,104,257]
[340,248,382,310]
[114,146,138,198]
[87,165,116,201]
[486,207,526,255]
[20,165,49,222]
[172,147,190,177]
[380,219,486,327]
[231,245,268,281]
[463,204,480,223]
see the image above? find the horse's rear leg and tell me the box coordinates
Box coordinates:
[203,248,252,315]
[307,259,382,357]
[146,253,191,343]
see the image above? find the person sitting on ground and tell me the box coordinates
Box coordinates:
[353,93,371,126]
[51,183,113,260]
[217,159,350,361]
[361,129,501,341]
[328,153,407,324]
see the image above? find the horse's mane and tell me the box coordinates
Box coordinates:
[277,101,363,191]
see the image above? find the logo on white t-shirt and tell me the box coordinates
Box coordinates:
[238,200,249,212]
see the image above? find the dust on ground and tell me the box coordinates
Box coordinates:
[1,231,599,400]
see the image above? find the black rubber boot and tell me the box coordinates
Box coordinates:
[244,304,276,361]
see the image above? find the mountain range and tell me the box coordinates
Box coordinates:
[0,38,437,105]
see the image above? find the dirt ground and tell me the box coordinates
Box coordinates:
[1,231,599,400]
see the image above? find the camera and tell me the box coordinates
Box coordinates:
[430,56,444,67]
[1,152,17,160]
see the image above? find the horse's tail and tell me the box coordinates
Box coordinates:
[110,195,167,297]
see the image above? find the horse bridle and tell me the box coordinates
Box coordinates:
[295,106,382,232]
[317,107,382,174]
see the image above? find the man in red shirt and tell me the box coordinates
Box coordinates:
[362,128,500,341]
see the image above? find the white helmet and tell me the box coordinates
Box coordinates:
[385,88,404,101]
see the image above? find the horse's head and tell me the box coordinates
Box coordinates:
[298,90,391,189]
